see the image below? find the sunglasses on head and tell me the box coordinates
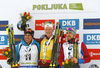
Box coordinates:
[25,30,32,33]
[66,28,72,31]
[25,29,33,33]
[45,21,53,25]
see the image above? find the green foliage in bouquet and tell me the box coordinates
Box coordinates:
[21,12,32,24]
[62,59,74,68]
[2,47,11,58]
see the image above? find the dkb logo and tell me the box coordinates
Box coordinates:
[83,34,100,45]
[59,19,79,30]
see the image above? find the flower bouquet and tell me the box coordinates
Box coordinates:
[2,47,11,58]
[17,12,32,31]
[62,59,74,68]
[21,12,32,24]
[2,47,14,65]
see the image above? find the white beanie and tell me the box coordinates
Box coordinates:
[44,21,53,29]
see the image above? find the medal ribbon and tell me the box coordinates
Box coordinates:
[23,39,34,53]
[43,36,53,59]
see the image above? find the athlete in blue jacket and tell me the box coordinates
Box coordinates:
[7,28,40,68]
[16,28,40,68]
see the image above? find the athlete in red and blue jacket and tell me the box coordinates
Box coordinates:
[58,27,91,68]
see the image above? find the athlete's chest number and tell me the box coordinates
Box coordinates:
[25,54,31,60]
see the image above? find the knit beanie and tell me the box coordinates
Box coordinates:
[24,28,34,37]
[44,21,53,29]
[66,27,76,36]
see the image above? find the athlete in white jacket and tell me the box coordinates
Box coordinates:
[16,28,40,68]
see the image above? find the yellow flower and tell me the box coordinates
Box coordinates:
[27,16,30,19]
[65,59,68,62]
[65,60,68,64]
[71,59,73,62]
[62,62,65,65]
[5,51,8,55]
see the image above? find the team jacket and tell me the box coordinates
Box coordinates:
[58,39,91,67]
[16,37,40,68]
[38,35,55,66]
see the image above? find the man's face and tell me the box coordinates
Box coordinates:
[66,32,75,40]
[44,26,54,38]
[24,33,33,45]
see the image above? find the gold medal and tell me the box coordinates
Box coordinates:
[42,59,47,64]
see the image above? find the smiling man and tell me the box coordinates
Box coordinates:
[38,21,55,68]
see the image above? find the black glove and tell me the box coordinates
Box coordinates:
[7,58,13,65]
[73,63,79,68]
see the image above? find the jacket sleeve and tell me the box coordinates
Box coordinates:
[78,42,91,64]
[58,44,64,66]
